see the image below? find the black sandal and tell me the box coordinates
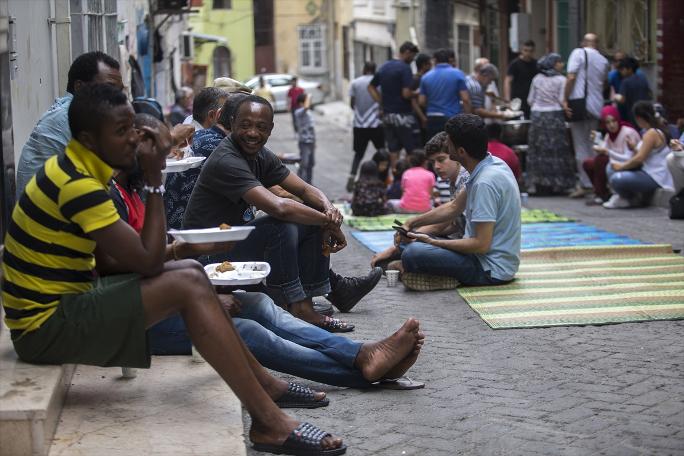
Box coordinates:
[318,316,354,333]
[252,422,347,455]
[275,382,329,409]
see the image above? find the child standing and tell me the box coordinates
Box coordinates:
[388,150,435,213]
[351,161,387,216]
[294,93,315,183]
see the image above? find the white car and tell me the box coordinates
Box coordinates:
[244,74,325,112]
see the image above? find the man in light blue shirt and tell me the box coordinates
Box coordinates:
[399,114,521,288]
[15,51,122,197]
[419,48,471,140]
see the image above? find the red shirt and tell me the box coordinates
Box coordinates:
[287,86,305,110]
[487,140,522,180]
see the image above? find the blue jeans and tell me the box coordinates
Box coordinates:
[147,292,368,388]
[199,216,330,307]
[298,142,315,184]
[401,241,508,286]
[606,165,660,200]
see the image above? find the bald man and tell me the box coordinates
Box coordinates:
[564,33,610,198]
[471,57,500,118]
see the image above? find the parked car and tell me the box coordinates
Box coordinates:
[244,74,324,112]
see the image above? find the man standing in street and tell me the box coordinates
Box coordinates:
[419,48,471,139]
[347,61,385,192]
[368,41,419,167]
[287,76,305,134]
[504,40,538,119]
[564,33,610,198]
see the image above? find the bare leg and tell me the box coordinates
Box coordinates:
[141,260,340,449]
[371,245,400,268]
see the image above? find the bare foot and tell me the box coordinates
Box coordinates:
[355,318,420,382]
[382,331,425,380]
[250,416,343,451]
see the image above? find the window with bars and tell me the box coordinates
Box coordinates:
[457,24,471,74]
[298,24,326,72]
[585,0,654,62]
[70,0,118,59]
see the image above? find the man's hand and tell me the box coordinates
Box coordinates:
[170,124,195,147]
[562,102,572,119]
[323,226,347,254]
[137,126,169,186]
[407,232,432,244]
[324,205,343,227]
[217,294,242,317]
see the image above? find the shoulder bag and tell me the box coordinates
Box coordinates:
[567,49,589,122]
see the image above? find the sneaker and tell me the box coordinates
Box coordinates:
[401,272,460,291]
[602,194,631,209]
[585,196,605,206]
[326,267,383,312]
[346,176,355,193]
[568,187,591,198]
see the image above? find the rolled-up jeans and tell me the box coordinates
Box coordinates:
[199,216,330,307]
[401,241,509,286]
[148,292,369,388]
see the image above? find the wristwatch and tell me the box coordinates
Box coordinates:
[143,184,165,195]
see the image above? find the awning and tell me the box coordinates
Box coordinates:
[184,32,227,44]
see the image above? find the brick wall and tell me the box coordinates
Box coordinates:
[657,0,684,121]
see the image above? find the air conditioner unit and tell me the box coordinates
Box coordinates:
[181,33,194,60]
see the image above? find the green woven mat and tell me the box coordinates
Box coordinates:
[338,204,573,231]
[458,245,684,329]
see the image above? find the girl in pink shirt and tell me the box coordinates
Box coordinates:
[389,151,435,213]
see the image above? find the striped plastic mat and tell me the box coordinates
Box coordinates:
[458,245,684,329]
[340,207,573,231]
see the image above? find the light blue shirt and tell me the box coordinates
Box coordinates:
[464,154,521,281]
[15,93,73,198]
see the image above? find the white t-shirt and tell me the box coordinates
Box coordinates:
[567,47,609,119]
[349,75,381,128]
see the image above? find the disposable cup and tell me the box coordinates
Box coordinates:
[191,345,205,363]
[386,270,399,287]
[121,367,137,379]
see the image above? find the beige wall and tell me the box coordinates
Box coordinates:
[274,0,323,74]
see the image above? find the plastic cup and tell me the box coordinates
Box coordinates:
[520,192,529,207]
[191,345,205,363]
[386,270,399,287]
[121,367,137,379]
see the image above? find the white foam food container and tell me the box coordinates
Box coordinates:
[204,262,271,286]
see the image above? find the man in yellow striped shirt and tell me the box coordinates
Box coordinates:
[1,83,347,454]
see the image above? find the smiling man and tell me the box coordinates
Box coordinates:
[184,95,381,330]
[395,114,521,290]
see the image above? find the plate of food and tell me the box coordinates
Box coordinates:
[168,224,255,243]
[204,261,271,285]
[164,156,206,173]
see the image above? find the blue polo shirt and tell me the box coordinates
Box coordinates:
[370,59,414,114]
[464,154,521,281]
[419,64,468,117]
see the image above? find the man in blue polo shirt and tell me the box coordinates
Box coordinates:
[419,48,471,139]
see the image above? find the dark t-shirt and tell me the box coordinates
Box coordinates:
[182,135,290,228]
[507,57,538,100]
[619,73,651,124]
[370,59,413,114]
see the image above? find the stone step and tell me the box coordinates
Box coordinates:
[0,328,76,456]
[49,357,246,456]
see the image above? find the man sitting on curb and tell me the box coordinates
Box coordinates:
[109,115,426,391]
[184,95,381,331]
[371,131,469,271]
[392,114,521,291]
[2,84,350,454]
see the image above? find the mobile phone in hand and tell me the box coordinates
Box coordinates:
[392,225,409,236]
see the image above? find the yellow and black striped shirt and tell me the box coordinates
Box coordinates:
[1,139,119,336]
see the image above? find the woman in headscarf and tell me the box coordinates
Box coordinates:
[526,53,576,195]
[582,105,640,204]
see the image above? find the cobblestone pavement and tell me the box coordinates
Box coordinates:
[243,108,684,455]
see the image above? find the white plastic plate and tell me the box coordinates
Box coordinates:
[204,262,271,286]
[168,226,255,243]
[164,156,206,173]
